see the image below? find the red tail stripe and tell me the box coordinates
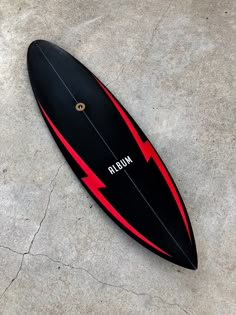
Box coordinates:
[96,79,191,240]
[39,102,170,256]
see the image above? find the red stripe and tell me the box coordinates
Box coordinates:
[39,102,170,256]
[96,78,191,240]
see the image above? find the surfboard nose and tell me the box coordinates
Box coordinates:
[28,40,63,73]
[28,39,51,55]
[28,40,51,76]
[27,39,73,108]
[28,40,45,60]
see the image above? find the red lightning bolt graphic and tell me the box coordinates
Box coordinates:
[39,102,170,256]
[96,79,191,240]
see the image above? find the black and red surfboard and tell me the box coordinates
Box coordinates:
[27,40,197,269]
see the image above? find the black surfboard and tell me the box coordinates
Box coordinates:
[27,40,197,269]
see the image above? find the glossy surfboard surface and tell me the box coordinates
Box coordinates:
[27,40,197,269]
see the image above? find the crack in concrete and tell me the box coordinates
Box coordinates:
[0,245,24,256]
[106,58,133,87]
[0,163,64,300]
[0,158,190,314]
[0,254,24,299]
[30,253,191,315]
[27,162,64,253]
[0,157,190,315]
[106,3,171,88]
[139,4,171,58]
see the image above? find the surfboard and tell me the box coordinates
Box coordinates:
[27,40,197,269]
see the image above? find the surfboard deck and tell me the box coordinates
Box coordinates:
[27,40,197,269]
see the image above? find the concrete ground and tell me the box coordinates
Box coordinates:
[0,0,235,314]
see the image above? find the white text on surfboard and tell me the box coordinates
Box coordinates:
[108,156,133,175]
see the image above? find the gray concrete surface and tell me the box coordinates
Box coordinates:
[0,0,235,314]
